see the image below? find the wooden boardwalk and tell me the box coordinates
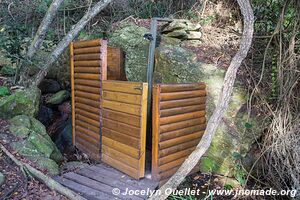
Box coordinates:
[54,163,158,200]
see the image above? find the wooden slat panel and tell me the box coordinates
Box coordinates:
[102,108,140,127]
[76,121,99,134]
[74,73,100,80]
[74,46,101,55]
[74,60,101,67]
[75,103,100,115]
[103,91,141,105]
[103,80,143,95]
[74,79,100,87]
[70,43,76,145]
[76,114,100,128]
[74,53,100,61]
[75,85,100,94]
[74,67,100,74]
[103,100,141,116]
[152,83,206,183]
[75,97,99,108]
[73,39,101,48]
[76,125,100,141]
[75,91,100,101]
[107,47,126,80]
[103,118,140,138]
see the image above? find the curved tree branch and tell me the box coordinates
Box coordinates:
[149,0,254,199]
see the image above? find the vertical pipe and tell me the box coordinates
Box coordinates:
[70,42,76,145]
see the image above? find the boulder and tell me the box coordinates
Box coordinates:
[39,79,61,94]
[109,23,149,82]
[46,90,70,105]
[109,23,261,176]
[37,106,54,127]
[0,65,16,76]
[0,87,41,119]
[9,115,63,175]
[0,172,4,186]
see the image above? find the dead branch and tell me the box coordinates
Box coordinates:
[32,0,112,86]
[149,0,254,199]
[0,144,86,200]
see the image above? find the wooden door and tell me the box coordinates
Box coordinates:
[70,39,107,160]
[152,83,207,185]
[101,80,148,179]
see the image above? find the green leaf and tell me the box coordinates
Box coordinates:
[0,86,10,97]
[245,122,253,129]
[232,152,241,160]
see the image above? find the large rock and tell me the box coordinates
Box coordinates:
[0,172,4,186]
[0,87,41,119]
[46,90,70,105]
[9,115,63,176]
[109,23,261,177]
[109,23,149,82]
[39,79,61,94]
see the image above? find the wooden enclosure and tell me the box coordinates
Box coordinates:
[152,83,206,184]
[70,39,207,181]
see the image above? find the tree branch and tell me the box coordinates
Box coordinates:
[33,0,112,86]
[27,0,65,59]
[149,0,254,199]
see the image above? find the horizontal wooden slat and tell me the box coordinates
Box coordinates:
[76,125,100,141]
[161,104,206,117]
[76,130,100,147]
[76,138,100,160]
[160,97,206,109]
[75,91,100,101]
[76,109,99,122]
[159,139,200,158]
[160,117,206,133]
[74,53,100,61]
[160,90,206,101]
[76,114,100,128]
[74,60,101,67]
[75,85,100,94]
[102,145,139,169]
[76,120,100,133]
[159,166,179,180]
[102,109,140,127]
[74,79,100,87]
[102,127,140,149]
[160,83,206,92]
[75,97,99,108]
[102,154,139,179]
[103,118,140,138]
[103,81,143,95]
[159,147,196,165]
[73,39,101,48]
[160,125,206,141]
[74,46,101,54]
[103,100,141,116]
[160,111,205,125]
[102,136,140,159]
[74,73,100,80]
[103,91,141,105]
[159,156,186,172]
[74,67,100,74]
[159,132,203,149]
[75,103,100,115]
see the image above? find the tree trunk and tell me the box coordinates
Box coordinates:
[32,0,112,86]
[148,1,254,199]
[27,0,65,59]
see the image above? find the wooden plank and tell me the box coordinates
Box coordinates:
[160,117,206,133]
[76,114,100,128]
[74,53,100,61]
[75,103,100,115]
[159,139,200,158]
[159,166,180,180]
[160,97,206,109]
[160,104,206,117]
[159,156,186,172]
[160,90,206,101]
[103,90,141,105]
[70,42,76,145]
[159,132,203,149]
[76,108,99,122]
[160,83,206,93]
[138,83,147,178]
[102,108,140,127]
[74,73,100,80]
[74,46,101,55]
[160,125,206,141]
[107,47,126,80]
[159,147,196,165]
[73,39,101,48]
[102,154,140,179]
[55,176,107,200]
[103,100,141,116]
[74,67,100,74]
[75,91,100,101]
[152,85,160,181]
[103,118,140,138]
[76,120,100,134]
[76,139,100,160]
[75,85,100,94]
[160,83,206,92]
[102,127,140,149]
[102,145,139,169]
[74,79,100,87]
[76,125,100,141]
[160,110,206,125]
[74,60,101,67]
[75,131,99,147]
[102,136,140,159]
[75,97,99,108]
[103,80,143,95]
